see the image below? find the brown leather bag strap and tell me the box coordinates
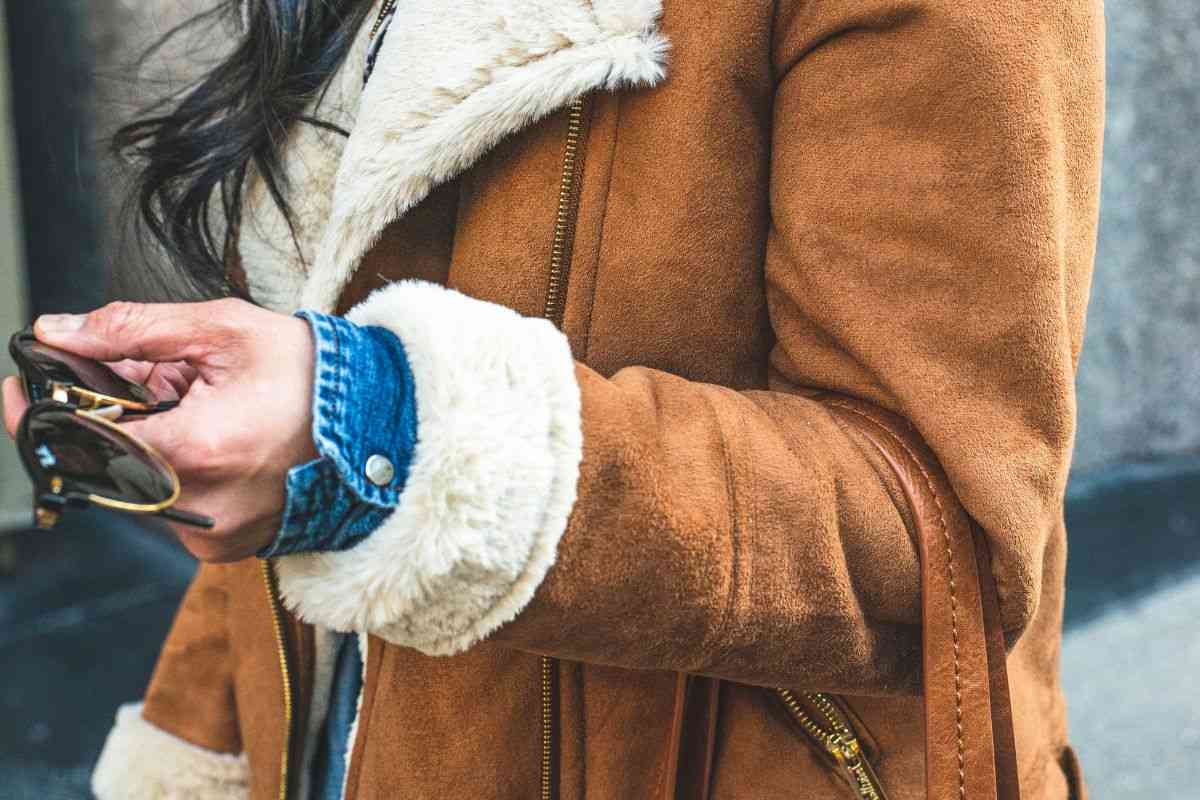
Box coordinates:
[974,527,1021,800]
[662,395,1020,799]
[821,395,1021,800]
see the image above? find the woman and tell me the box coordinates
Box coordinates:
[2,0,1105,797]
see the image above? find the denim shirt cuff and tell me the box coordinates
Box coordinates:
[258,310,418,558]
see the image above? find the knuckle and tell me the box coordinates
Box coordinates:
[190,300,250,351]
[91,301,142,336]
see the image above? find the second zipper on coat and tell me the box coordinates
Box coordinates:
[776,689,892,800]
[539,92,591,800]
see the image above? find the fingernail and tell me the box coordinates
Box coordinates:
[36,314,85,334]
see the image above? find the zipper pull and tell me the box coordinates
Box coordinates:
[824,734,890,800]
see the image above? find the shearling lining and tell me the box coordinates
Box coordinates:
[92,703,249,800]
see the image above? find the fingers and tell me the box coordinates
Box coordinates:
[147,362,200,400]
[108,360,198,402]
[106,359,155,385]
[108,360,200,402]
[2,376,28,438]
[33,298,254,371]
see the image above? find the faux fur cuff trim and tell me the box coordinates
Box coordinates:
[276,281,584,655]
[92,703,249,800]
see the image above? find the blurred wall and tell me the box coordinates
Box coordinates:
[0,9,29,518]
[1072,3,1200,474]
[5,2,106,318]
[91,0,224,302]
[13,2,1200,478]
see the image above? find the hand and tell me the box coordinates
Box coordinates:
[108,359,201,402]
[2,377,29,437]
[20,299,318,562]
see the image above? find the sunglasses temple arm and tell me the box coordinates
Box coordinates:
[158,506,216,530]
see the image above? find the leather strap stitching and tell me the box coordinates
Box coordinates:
[823,399,968,799]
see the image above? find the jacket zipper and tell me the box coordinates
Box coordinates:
[260,93,879,800]
[776,689,891,800]
[539,94,590,800]
[261,560,295,800]
[259,94,589,800]
[542,96,589,327]
[368,0,398,41]
[540,654,559,800]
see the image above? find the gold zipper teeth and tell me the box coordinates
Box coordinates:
[776,689,889,800]
[261,560,294,800]
[809,692,856,741]
[540,656,556,800]
[542,97,586,327]
[368,0,399,41]
[777,688,834,747]
[539,96,588,800]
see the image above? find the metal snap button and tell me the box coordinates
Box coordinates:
[365,454,395,487]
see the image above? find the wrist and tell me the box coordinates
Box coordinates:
[257,310,418,559]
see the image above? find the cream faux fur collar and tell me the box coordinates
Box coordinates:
[291,0,670,312]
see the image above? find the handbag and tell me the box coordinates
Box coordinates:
[663,393,1022,800]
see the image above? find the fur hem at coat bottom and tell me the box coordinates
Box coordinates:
[92,703,249,800]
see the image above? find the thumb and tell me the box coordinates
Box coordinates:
[34,300,243,368]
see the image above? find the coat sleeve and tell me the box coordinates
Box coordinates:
[273,0,1105,692]
[93,564,248,799]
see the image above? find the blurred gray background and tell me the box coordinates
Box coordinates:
[0,2,1197,798]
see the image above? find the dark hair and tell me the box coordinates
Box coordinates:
[112,0,373,300]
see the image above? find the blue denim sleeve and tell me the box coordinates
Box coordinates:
[257,310,418,558]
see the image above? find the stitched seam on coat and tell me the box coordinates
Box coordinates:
[580,94,622,363]
[822,399,967,800]
[702,389,742,672]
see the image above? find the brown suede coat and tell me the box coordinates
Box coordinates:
[122,0,1105,797]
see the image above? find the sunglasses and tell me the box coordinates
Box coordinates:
[8,327,214,531]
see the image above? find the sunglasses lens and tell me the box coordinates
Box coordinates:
[14,335,157,406]
[20,408,176,507]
